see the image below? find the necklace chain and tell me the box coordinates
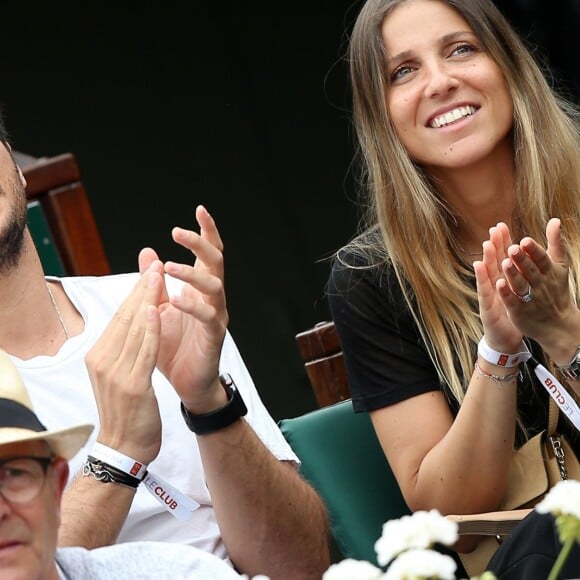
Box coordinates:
[457,244,483,257]
[46,283,70,340]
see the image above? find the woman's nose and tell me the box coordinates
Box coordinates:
[423,62,459,98]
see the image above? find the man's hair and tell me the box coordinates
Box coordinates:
[340,0,580,410]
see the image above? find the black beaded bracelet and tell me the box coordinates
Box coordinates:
[83,456,142,489]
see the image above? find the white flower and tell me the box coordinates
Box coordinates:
[322,558,384,580]
[536,479,580,519]
[383,548,457,580]
[374,510,458,566]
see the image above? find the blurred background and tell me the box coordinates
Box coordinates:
[3,1,579,420]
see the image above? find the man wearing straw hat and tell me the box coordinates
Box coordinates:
[0,347,250,579]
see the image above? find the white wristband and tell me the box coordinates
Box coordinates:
[92,443,200,520]
[477,337,532,368]
[91,442,148,480]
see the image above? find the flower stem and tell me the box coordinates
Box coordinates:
[548,538,575,580]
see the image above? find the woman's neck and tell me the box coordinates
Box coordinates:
[428,147,517,254]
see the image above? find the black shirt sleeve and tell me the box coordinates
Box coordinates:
[327,249,442,413]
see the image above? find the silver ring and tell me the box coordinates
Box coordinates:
[517,285,533,303]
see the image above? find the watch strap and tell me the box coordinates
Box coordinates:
[556,346,580,381]
[180,373,248,435]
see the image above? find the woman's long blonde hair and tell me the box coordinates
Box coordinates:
[343,0,580,404]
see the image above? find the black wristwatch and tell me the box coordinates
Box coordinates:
[556,347,580,381]
[180,373,248,435]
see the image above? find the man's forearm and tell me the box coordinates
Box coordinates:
[197,419,330,580]
[59,469,136,548]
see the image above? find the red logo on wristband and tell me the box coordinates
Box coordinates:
[130,462,144,476]
[497,354,508,366]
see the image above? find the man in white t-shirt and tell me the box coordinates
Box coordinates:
[0,125,329,579]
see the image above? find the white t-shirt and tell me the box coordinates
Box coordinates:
[14,273,297,560]
[55,542,243,579]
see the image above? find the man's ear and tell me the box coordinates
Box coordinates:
[16,163,27,189]
[51,457,70,506]
[3,142,28,189]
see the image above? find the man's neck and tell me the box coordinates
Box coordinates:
[0,232,79,359]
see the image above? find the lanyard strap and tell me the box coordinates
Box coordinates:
[142,471,200,521]
[529,357,580,432]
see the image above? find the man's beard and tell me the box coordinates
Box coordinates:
[0,174,28,275]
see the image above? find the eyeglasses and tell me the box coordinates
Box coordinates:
[0,456,54,504]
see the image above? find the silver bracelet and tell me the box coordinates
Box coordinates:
[474,361,521,388]
[82,458,140,489]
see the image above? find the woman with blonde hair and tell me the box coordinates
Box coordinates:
[328,0,580,577]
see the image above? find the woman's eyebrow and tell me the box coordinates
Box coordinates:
[386,30,475,67]
[386,49,413,69]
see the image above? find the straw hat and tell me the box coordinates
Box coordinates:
[0,348,93,459]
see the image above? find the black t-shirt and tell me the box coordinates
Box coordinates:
[327,246,579,452]
[327,249,444,412]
